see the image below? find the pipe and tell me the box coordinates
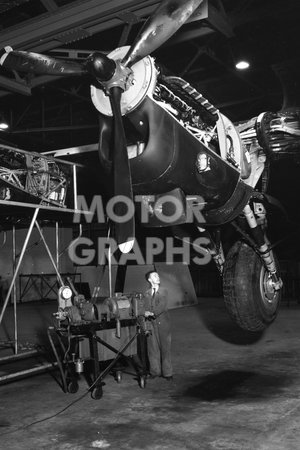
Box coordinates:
[108,245,112,297]
[34,221,64,287]
[73,164,78,210]
[0,362,57,383]
[0,349,39,363]
[12,225,18,354]
[55,221,59,271]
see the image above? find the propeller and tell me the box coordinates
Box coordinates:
[109,86,135,253]
[0,0,204,252]
[121,0,204,68]
[0,46,117,77]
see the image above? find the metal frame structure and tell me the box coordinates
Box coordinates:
[19,272,81,302]
[0,0,233,97]
[0,159,92,382]
[48,318,147,399]
[0,202,83,348]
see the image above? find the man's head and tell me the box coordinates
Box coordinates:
[146,271,160,287]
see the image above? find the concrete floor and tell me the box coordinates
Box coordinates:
[0,297,300,450]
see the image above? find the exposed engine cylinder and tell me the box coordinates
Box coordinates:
[55,291,144,325]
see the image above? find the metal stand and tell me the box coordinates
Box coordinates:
[0,350,57,383]
[19,272,81,302]
[0,207,64,358]
[48,320,148,399]
[0,208,40,333]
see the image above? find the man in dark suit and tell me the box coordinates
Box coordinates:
[143,271,173,380]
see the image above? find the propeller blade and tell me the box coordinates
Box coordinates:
[109,86,135,253]
[122,0,204,67]
[0,46,86,75]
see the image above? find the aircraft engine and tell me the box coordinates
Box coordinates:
[55,288,144,326]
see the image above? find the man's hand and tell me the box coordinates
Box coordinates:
[145,311,156,321]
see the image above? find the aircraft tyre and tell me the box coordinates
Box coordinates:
[222,240,281,331]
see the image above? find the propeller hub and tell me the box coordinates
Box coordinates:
[86,52,116,81]
[100,59,133,93]
[91,46,157,116]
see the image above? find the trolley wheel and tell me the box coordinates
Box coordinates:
[116,371,122,383]
[67,380,79,394]
[139,376,146,389]
[91,385,103,400]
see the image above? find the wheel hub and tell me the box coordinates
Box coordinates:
[261,271,278,303]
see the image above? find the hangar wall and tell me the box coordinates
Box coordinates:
[78,263,197,309]
[0,226,74,302]
[0,227,197,309]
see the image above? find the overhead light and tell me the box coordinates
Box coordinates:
[0,114,9,131]
[235,60,250,70]
[0,122,9,131]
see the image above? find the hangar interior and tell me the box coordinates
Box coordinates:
[0,1,299,449]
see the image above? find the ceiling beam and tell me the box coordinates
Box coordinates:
[231,0,257,16]
[205,1,234,37]
[0,75,31,95]
[0,0,216,98]
[179,46,206,77]
[0,0,216,54]
[185,0,233,37]
[216,91,281,109]
[166,26,214,46]
[0,0,30,14]
[40,0,58,12]
[0,0,160,51]
[231,2,300,28]
[29,74,64,88]
[203,47,266,95]
[12,124,98,133]
[46,85,91,103]
[0,74,64,98]
[49,48,101,59]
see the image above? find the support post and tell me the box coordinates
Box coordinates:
[55,221,60,286]
[34,221,64,287]
[108,243,112,297]
[0,208,40,326]
[12,225,18,354]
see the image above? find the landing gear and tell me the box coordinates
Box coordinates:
[223,240,281,332]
